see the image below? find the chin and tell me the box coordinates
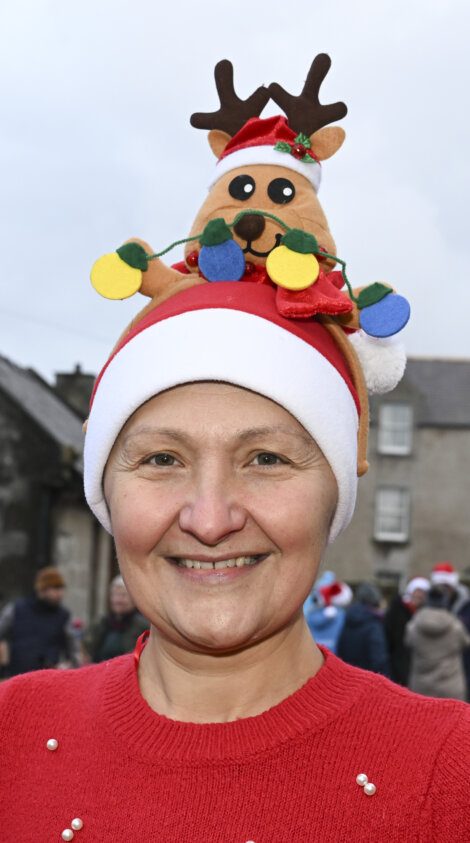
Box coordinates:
[173,617,264,654]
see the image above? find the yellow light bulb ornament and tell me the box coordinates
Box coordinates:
[266,229,320,291]
[90,243,149,300]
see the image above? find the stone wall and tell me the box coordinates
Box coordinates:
[325,425,470,587]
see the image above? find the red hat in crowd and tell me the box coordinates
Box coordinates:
[430,562,459,588]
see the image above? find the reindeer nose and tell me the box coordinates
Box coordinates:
[233,213,265,242]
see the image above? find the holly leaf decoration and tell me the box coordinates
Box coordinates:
[200,218,233,246]
[301,154,315,164]
[281,228,319,254]
[357,283,393,310]
[116,242,149,271]
[294,132,311,148]
[274,141,292,153]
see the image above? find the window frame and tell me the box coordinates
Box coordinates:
[374,486,411,543]
[377,402,413,456]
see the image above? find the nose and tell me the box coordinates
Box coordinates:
[233,213,265,242]
[178,483,247,546]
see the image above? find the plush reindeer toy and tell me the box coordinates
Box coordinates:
[90,54,410,475]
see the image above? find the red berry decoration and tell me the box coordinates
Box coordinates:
[186,250,199,268]
[291,143,307,159]
[244,261,256,276]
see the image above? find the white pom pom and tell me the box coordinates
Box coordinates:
[348,331,406,394]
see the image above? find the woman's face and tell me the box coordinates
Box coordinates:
[109,583,135,615]
[104,383,337,653]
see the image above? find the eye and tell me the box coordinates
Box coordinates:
[252,452,285,466]
[146,453,177,466]
[267,178,295,204]
[228,174,256,201]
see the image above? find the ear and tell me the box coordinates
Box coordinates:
[208,129,231,158]
[309,126,346,161]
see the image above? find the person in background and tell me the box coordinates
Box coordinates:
[0,567,77,675]
[430,562,470,697]
[83,575,148,663]
[337,582,390,676]
[384,576,430,686]
[305,574,352,654]
[406,585,470,701]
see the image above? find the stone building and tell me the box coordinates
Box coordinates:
[0,356,112,622]
[326,358,470,590]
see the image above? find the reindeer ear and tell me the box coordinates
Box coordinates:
[310,126,346,161]
[208,129,231,158]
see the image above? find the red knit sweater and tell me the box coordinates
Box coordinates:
[1,648,469,842]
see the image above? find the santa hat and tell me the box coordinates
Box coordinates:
[319,580,353,608]
[210,116,322,192]
[404,577,430,597]
[430,562,459,588]
[84,281,361,543]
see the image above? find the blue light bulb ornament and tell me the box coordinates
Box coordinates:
[356,284,410,338]
[198,218,246,282]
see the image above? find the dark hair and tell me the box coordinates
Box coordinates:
[355,582,381,608]
[426,586,450,610]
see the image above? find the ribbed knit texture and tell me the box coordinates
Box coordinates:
[1,648,469,842]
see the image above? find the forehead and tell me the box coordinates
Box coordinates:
[120,382,313,444]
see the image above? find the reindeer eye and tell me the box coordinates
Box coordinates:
[228,175,256,201]
[267,178,295,204]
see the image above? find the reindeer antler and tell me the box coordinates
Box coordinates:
[269,54,347,135]
[190,59,270,136]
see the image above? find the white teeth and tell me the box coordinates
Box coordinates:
[177,556,261,570]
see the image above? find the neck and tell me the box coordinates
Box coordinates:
[138,615,323,723]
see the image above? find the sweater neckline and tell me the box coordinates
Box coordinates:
[103,647,368,765]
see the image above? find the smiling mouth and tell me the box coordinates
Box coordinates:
[168,554,268,570]
[242,233,282,258]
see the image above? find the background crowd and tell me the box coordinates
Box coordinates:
[0,569,147,675]
[303,561,470,701]
[1,561,469,703]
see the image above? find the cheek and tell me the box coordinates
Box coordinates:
[108,479,177,556]
[250,478,334,547]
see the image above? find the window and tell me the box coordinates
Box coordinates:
[374,487,410,543]
[378,402,413,455]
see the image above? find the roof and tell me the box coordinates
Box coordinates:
[0,355,85,472]
[372,358,470,427]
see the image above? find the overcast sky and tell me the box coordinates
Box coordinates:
[1,0,469,381]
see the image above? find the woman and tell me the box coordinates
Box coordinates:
[384,576,430,686]
[337,582,390,676]
[0,279,468,842]
[82,575,148,663]
[406,586,470,700]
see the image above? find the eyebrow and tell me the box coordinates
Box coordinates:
[122,424,313,448]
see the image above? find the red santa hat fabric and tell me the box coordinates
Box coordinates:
[430,562,459,588]
[319,581,353,608]
[210,116,322,192]
[84,282,360,542]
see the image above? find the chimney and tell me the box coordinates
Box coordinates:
[55,364,95,419]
